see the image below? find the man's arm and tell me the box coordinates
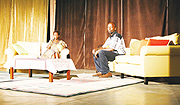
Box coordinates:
[93,47,114,58]
[92,37,115,57]
[92,46,103,54]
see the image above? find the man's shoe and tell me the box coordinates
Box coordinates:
[92,72,102,77]
[99,72,112,78]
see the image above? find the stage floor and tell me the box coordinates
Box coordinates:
[0,69,179,105]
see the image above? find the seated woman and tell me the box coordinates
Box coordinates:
[41,31,69,59]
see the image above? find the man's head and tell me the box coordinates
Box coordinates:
[107,22,116,34]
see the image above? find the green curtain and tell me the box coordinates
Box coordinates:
[0,0,48,67]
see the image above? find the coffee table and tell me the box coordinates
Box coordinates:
[8,58,76,82]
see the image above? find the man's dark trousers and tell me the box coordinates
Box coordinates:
[93,50,119,74]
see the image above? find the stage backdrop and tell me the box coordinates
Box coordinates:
[0,0,48,67]
[55,0,180,70]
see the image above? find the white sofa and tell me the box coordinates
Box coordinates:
[4,41,69,68]
[109,33,180,85]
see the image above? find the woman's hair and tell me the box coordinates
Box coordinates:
[53,31,60,35]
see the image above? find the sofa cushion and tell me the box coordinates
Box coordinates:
[145,33,180,45]
[116,55,141,65]
[17,41,41,57]
[14,55,38,59]
[164,33,179,45]
[41,43,48,55]
[127,56,141,65]
[115,55,128,63]
[136,39,148,55]
[147,39,169,46]
[129,39,141,55]
[12,43,28,55]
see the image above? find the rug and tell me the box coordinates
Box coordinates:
[0,72,31,82]
[0,74,143,97]
[0,72,49,82]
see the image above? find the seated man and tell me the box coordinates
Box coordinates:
[92,22,126,78]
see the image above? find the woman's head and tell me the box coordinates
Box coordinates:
[53,31,60,40]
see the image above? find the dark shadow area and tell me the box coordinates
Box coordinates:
[47,0,50,42]
[119,74,180,84]
[42,74,78,80]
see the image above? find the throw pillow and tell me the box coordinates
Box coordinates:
[136,39,148,55]
[164,33,179,45]
[147,39,169,46]
[12,43,28,55]
[129,39,141,55]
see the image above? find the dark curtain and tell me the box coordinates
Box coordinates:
[55,0,180,69]
[47,0,50,42]
[168,0,180,34]
[123,0,167,47]
[55,0,122,69]
[85,0,122,69]
[55,0,85,69]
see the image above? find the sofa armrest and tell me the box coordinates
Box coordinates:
[140,45,180,56]
[125,48,130,56]
[60,48,69,59]
[5,48,15,60]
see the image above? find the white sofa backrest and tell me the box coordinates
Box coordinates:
[125,48,130,56]
[41,42,48,56]
[17,41,41,57]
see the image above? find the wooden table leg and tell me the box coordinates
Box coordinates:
[29,69,32,77]
[49,72,53,82]
[10,67,14,79]
[67,70,70,80]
